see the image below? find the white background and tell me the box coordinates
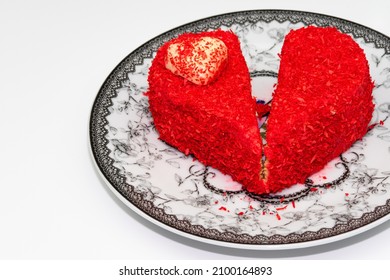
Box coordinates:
[0,0,389,260]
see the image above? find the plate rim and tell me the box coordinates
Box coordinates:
[89,9,390,250]
[89,142,390,250]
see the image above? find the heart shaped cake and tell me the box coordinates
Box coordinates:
[147,30,266,193]
[146,27,374,194]
[258,26,375,193]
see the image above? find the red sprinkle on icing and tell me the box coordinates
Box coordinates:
[368,123,378,130]
[238,211,244,216]
[219,206,227,211]
[276,213,281,220]
[380,120,385,125]
[345,193,349,196]
[292,200,296,208]
[310,187,318,192]
[165,36,228,85]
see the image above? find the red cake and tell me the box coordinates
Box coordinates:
[258,26,375,193]
[146,27,374,194]
[146,30,267,193]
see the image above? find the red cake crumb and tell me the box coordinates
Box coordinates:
[255,102,271,117]
[276,205,288,211]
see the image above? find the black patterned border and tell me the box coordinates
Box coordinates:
[89,10,390,247]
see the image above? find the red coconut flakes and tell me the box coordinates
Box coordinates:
[258,26,374,193]
[276,205,288,211]
[147,30,266,193]
[147,27,374,196]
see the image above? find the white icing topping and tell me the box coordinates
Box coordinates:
[165,36,228,85]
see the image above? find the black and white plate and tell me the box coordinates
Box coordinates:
[89,10,390,249]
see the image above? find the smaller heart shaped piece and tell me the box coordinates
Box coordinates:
[165,36,228,85]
